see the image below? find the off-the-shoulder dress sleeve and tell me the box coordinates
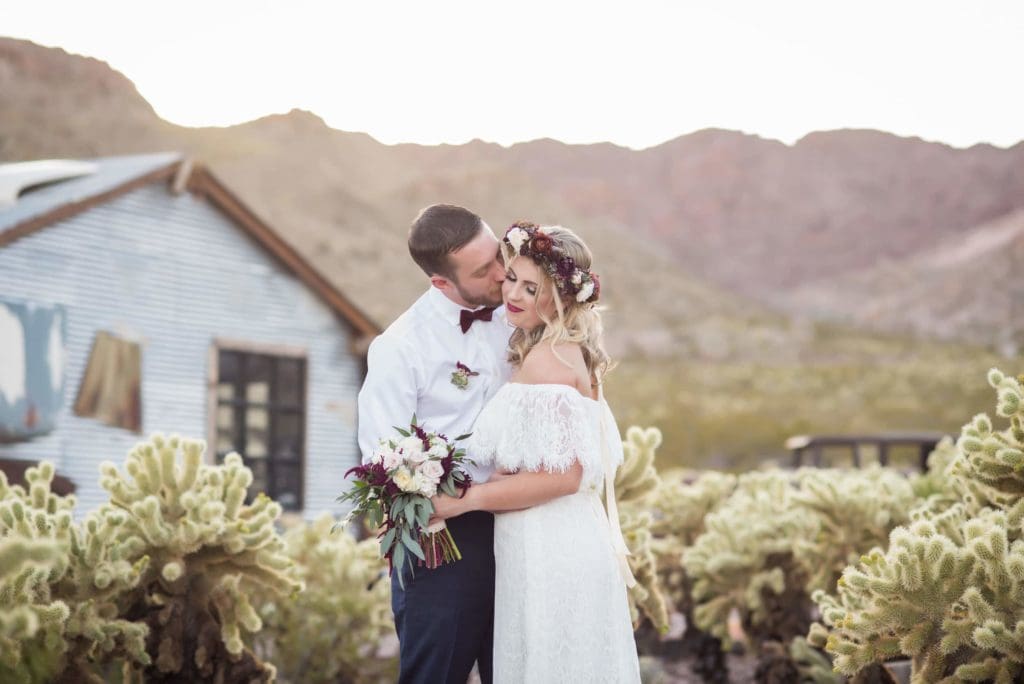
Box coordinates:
[469,384,603,486]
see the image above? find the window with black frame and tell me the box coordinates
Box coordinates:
[214,349,306,511]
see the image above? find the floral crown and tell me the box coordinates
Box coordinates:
[502,221,600,304]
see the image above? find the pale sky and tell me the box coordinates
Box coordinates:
[6,0,1024,150]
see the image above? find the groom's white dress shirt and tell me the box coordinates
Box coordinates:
[357,287,514,485]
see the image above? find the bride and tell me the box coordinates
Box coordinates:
[430,222,641,684]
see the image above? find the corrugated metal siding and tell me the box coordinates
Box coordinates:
[0,183,362,517]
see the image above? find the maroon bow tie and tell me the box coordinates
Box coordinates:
[460,307,496,333]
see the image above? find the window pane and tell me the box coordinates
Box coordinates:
[275,358,304,405]
[216,405,239,455]
[244,355,272,404]
[273,411,303,462]
[247,458,269,499]
[271,462,302,510]
[245,407,269,458]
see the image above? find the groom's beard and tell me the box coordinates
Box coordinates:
[454,280,504,309]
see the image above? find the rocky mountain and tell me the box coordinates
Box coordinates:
[2,36,1019,468]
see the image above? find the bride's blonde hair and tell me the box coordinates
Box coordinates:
[502,225,612,384]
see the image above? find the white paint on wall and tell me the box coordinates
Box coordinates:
[48,310,65,392]
[0,304,26,403]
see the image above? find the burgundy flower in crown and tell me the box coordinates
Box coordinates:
[502,222,600,304]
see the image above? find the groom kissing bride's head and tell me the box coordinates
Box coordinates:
[408,204,506,309]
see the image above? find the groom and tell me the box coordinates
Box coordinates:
[357,204,512,684]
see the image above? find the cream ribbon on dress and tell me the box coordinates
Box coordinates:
[597,385,637,588]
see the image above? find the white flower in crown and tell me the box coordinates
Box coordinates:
[506,227,529,253]
[571,271,583,286]
[576,280,595,303]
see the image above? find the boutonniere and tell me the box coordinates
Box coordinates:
[450,361,480,390]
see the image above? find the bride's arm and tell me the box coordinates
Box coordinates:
[430,463,583,522]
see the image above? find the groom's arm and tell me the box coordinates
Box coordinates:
[357,334,419,464]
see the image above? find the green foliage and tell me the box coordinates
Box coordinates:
[253,515,396,684]
[810,368,1024,682]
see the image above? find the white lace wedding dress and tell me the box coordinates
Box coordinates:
[469,383,641,684]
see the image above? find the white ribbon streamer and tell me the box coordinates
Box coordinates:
[598,385,637,588]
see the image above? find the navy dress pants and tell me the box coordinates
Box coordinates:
[391,510,495,684]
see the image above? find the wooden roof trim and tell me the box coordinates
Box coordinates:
[0,162,179,249]
[186,164,380,338]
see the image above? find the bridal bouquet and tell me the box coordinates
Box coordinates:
[336,415,473,587]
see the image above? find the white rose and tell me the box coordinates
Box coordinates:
[428,442,449,459]
[392,467,417,493]
[412,471,437,497]
[419,459,445,482]
[381,449,404,471]
[507,228,528,253]
[398,435,423,455]
[576,280,595,302]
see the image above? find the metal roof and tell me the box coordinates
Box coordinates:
[0,152,181,235]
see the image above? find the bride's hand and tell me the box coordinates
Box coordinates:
[429,493,467,527]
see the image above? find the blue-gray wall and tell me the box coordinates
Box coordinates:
[0,182,362,516]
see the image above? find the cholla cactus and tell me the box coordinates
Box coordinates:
[253,515,396,684]
[2,435,302,683]
[0,464,72,675]
[645,470,736,636]
[0,461,147,683]
[615,426,669,632]
[685,470,820,647]
[792,466,916,594]
[810,368,1024,682]
[95,434,302,682]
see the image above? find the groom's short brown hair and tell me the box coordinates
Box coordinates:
[408,204,485,279]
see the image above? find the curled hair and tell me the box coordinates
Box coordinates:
[503,225,612,385]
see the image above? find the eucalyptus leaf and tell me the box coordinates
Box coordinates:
[402,528,426,561]
[380,527,397,554]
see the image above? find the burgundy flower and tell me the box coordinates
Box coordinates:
[589,273,601,302]
[556,256,576,280]
[529,232,554,254]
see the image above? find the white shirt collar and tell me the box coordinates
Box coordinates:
[426,286,496,328]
